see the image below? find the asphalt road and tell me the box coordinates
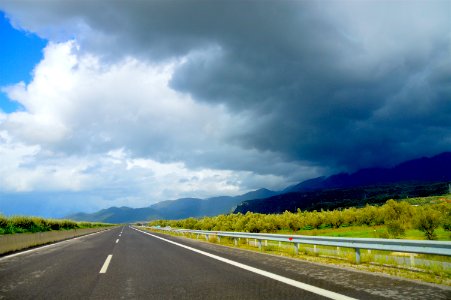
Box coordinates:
[0,226,449,300]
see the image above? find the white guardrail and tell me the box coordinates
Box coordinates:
[148,226,451,264]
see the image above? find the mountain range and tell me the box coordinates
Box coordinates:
[68,188,277,223]
[284,151,451,192]
[68,152,451,223]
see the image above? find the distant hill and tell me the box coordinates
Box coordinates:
[235,152,451,214]
[67,188,276,223]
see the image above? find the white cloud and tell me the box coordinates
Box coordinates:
[0,41,313,214]
[0,131,91,192]
[1,41,228,155]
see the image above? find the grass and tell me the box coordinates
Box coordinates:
[280,225,451,241]
[0,214,112,235]
[147,227,451,286]
[403,194,451,205]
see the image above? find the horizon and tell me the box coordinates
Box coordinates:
[1,1,450,218]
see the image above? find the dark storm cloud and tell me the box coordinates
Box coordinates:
[1,0,450,173]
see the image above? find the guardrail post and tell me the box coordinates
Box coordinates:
[410,253,415,267]
[217,235,221,243]
[205,234,209,241]
[294,242,299,255]
[336,246,340,255]
[355,248,361,264]
[196,233,199,239]
[257,239,262,250]
[314,245,318,254]
[265,240,268,246]
[234,238,238,246]
[279,241,282,248]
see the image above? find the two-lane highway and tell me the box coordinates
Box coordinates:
[0,226,449,299]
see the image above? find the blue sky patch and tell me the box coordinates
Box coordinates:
[0,11,46,113]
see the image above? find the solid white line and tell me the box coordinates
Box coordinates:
[0,229,110,261]
[116,239,119,243]
[132,227,356,300]
[99,254,113,274]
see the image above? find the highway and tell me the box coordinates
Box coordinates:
[0,226,449,299]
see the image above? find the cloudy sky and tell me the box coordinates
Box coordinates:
[0,0,450,217]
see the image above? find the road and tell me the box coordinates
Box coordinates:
[0,226,449,299]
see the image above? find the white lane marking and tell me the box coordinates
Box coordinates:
[116,239,119,243]
[99,254,113,274]
[0,229,111,261]
[132,227,356,300]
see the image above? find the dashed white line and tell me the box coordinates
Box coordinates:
[99,254,113,274]
[116,239,119,243]
[132,227,356,300]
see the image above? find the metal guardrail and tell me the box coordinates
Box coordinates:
[148,226,451,264]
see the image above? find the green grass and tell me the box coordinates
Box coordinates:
[280,225,451,241]
[0,214,112,235]
[403,194,451,205]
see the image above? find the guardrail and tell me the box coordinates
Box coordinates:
[148,226,451,265]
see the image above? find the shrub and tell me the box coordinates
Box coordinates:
[0,215,110,235]
[0,215,8,229]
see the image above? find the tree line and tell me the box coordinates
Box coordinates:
[149,199,451,240]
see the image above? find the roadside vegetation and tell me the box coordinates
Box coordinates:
[149,196,451,241]
[147,195,451,285]
[0,215,112,235]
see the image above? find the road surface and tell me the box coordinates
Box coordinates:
[0,226,449,299]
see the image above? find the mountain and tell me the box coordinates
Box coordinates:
[67,188,277,223]
[286,152,451,192]
[235,152,451,214]
[234,182,450,214]
[67,206,160,223]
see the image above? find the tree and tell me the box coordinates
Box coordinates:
[356,204,378,226]
[386,220,406,238]
[382,200,413,238]
[414,206,442,240]
[329,210,344,228]
[305,211,323,229]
